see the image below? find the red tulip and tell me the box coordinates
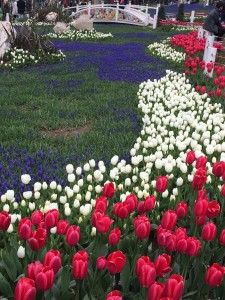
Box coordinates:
[102,182,115,198]
[108,228,121,245]
[134,215,151,239]
[176,202,188,219]
[96,256,107,270]
[205,263,225,287]
[197,189,208,201]
[165,233,176,252]
[72,250,88,280]
[219,229,225,246]
[43,250,61,274]
[113,201,130,219]
[35,266,54,291]
[157,226,171,248]
[0,210,11,231]
[202,222,217,241]
[161,210,177,231]
[66,225,80,246]
[18,218,32,240]
[138,262,156,287]
[156,176,168,192]
[194,215,207,226]
[44,209,59,229]
[216,88,222,97]
[126,194,138,212]
[221,184,225,197]
[56,220,69,235]
[154,254,172,277]
[95,196,108,213]
[212,161,225,177]
[194,199,208,217]
[192,167,207,190]
[31,211,44,227]
[106,251,126,274]
[136,256,151,277]
[192,168,207,190]
[148,282,165,300]
[27,261,43,281]
[176,234,188,253]
[163,274,184,300]
[206,200,220,218]
[186,150,195,165]
[145,195,156,211]
[14,278,36,300]
[196,156,207,169]
[106,290,122,300]
[137,201,146,214]
[28,228,47,251]
[95,214,112,234]
[185,237,201,256]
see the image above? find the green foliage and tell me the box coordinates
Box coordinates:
[13,25,58,55]
[34,4,71,23]
[176,3,184,21]
[157,5,166,27]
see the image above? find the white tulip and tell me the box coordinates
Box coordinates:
[50,227,57,234]
[64,207,71,216]
[6,190,14,201]
[66,164,74,174]
[23,191,32,200]
[21,174,31,184]
[76,167,82,175]
[1,195,7,203]
[50,181,57,189]
[68,173,76,183]
[17,246,25,258]
[42,182,48,189]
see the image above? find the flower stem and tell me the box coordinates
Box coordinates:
[75,280,81,300]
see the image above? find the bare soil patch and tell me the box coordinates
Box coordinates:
[41,124,92,138]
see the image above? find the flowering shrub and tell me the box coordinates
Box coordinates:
[45,29,113,41]
[1,71,225,299]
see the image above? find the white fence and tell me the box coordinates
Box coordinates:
[64,2,158,26]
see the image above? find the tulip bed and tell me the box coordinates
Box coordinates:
[1,68,225,299]
[1,23,225,300]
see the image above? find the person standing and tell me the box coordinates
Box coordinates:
[2,0,10,21]
[203,1,225,38]
[12,0,18,20]
[17,0,25,18]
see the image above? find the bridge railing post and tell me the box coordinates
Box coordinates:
[115,1,119,22]
[101,0,104,7]
[76,4,79,12]
[128,1,131,9]
[88,1,91,16]
[190,10,195,23]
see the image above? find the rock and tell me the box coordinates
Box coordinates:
[53,22,70,33]
[46,12,58,22]
[70,14,93,31]
[0,21,16,58]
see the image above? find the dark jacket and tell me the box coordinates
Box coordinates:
[203,8,222,34]
[17,0,25,14]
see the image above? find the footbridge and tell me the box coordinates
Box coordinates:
[64,2,158,27]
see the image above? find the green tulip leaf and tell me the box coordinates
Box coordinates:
[0,272,13,297]
[61,266,71,293]
[2,252,17,282]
